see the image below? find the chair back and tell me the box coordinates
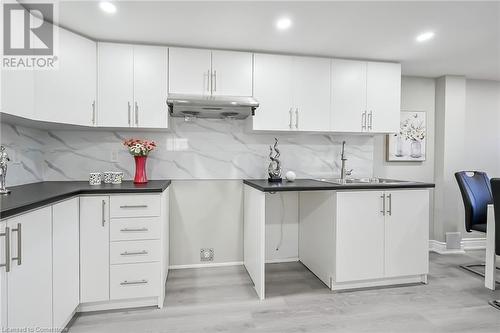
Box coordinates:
[455,171,492,232]
[489,178,500,255]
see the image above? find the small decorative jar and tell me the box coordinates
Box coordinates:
[410,140,422,158]
[89,172,102,186]
[103,171,114,184]
[112,171,124,184]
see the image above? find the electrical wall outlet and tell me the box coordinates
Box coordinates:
[200,248,214,261]
[110,150,118,162]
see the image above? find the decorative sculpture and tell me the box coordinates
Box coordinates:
[267,138,282,183]
[0,145,11,194]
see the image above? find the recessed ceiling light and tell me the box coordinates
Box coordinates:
[99,1,117,14]
[416,31,435,42]
[276,17,292,30]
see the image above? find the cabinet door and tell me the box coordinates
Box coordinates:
[80,196,110,303]
[7,207,52,329]
[335,191,385,282]
[168,47,211,95]
[331,59,367,132]
[293,56,331,131]
[35,26,96,126]
[1,68,35,119]
[252,53,294,131]
[53,198,79,328]
[0,221,7,329]
[98,43,133,127]
[133,45,168,128]
[366,62,401,133]
[211,50,253,96]
[385,190,429,277]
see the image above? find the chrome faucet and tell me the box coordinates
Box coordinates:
[340,141,353,181]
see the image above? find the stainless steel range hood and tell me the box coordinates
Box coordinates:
[167,94,259,120]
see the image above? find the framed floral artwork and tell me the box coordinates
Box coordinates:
[386,111,426,162]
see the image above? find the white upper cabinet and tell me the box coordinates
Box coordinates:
[98,43,134,127]
[252,53,294,131]
[1,69,35,120]
[211,50,253,96]
[35,26,96,126]
[133,45,168,128]
[98,43,168,128]
[366,62,401,133]
[331,59,367,132]
[292,56,331,131]
[331,59,401,133]
[252,53,331,131]
[168,47,252,97]
[168,47,211,95]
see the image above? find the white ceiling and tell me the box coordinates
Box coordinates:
[52,1,500,80]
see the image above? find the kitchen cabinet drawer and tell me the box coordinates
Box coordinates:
[110,262,160,300]
[110,195,160,218]
[110,217,160,241]
[110,240,160,265]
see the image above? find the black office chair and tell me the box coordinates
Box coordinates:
[488,178,500,310]
[455,171,499,277]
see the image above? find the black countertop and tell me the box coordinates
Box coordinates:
[243,179,435,192]
[0,180,171,219]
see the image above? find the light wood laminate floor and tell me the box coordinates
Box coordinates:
[69,251,500,332]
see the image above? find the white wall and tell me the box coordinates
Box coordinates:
[464,79,500,176]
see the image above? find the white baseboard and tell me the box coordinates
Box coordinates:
[429,237,486,254]
[266,257,299,264]
[169,261,243,269]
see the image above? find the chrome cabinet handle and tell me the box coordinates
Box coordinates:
[91,100,96,125]
[0,227,10,272]
[380,194,386,216]
[11,223,21,266]
[120,279,148,286]
[213,70,217,92]
[295,108,299,129]
[102,200,106,227]
[119,205,148,209]
[127,102,131,125]
[361,111,367,130]
[207,69,211,92]
[289,108,293,129]
[368,111,373,131]
[135,102,139,126]
[387,193,392,216]
[120,250,148,256]
[120,227,148,232]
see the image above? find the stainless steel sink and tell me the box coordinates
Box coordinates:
[316,178,412,185]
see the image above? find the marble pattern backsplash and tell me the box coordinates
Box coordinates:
[0,119,374,186]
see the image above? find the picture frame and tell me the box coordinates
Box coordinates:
[386,111,426,162]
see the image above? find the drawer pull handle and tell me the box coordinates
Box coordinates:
[119,205,148,209]
[120,250,148,256]
[0,227,10,272]
[120,279,148,286]
[120,228,148,232]
[11,223,21,266]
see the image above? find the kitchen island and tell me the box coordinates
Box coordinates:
[243,178,435,300]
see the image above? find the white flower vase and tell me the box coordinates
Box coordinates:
[395,135,404,157]
[410,140,422,158]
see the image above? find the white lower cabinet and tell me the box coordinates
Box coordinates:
[299,189,429,291]
[53,198,80,329]
[79,191,169,311]
[3,207,53,330]
[80,196,110,303]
